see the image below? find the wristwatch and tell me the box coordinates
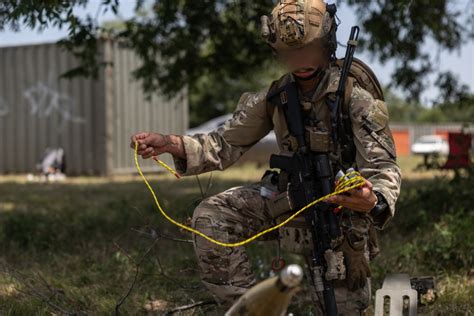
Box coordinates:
[370,191,388,220]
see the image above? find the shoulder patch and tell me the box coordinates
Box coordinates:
[365,99,389,131]
[349,85,376,122]
[350,86,396,158]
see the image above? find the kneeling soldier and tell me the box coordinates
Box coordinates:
[131,0,401,314]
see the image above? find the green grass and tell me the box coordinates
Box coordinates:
[370,159,474,315]
[0,158,472,314]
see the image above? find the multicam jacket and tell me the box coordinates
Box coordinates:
[174,65,401,229]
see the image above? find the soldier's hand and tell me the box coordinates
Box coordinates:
[130,132,168,159]
[325,179,377,213]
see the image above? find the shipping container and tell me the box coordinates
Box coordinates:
[0,41,188,175]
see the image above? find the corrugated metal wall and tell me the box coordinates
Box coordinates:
[0,43,107,175]
[106,41,188,174]
[0,41,188,175]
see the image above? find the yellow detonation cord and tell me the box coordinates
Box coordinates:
[134,142,366,248]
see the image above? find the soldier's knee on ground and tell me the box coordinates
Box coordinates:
[192,196,255,282]
[192,199,234,294]
[191,195,257,308]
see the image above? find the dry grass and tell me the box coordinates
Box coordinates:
[0,156,472,314]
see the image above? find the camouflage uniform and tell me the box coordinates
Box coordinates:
[173,65,401,314]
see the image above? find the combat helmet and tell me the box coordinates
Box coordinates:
[261,0,338,56]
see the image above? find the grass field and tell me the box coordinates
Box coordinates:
[0,156,472,315]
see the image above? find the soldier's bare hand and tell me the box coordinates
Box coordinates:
[325,179,377,213]
[130,132,168,159]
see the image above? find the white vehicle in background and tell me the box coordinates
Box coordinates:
[411,135,449,155]
[186,114,278,165]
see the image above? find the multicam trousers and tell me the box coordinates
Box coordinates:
[191,183,371,315]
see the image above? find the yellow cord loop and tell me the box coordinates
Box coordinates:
[134,142,366,248]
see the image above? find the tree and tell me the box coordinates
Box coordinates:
[1,0,472,126]
[344,0,473,102]
[188,63,285,127]
[384,87,474,123]
[383,88,423,122]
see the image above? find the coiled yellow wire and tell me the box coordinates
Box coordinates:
[134,142,366,247]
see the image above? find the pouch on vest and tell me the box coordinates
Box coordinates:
[305,126,332,152]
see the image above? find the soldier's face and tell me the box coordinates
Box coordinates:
[277,40,328,77]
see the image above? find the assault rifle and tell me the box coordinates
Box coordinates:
[267,26,360,316]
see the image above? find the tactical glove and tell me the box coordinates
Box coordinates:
[368,224,380,260]
[339,228,371,291]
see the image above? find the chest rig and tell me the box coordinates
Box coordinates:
[266,71,355,176]
[266,56,385,176]
[264,73,347,255]
[302,84,354,170]
[262,26,385,252]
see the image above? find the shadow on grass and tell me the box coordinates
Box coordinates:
[0,174,276,314]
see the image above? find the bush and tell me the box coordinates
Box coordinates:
[378,172,474,274]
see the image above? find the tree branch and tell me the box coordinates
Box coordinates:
[114,237,160,315]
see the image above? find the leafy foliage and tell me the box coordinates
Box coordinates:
[385,87,474,123]
[188,63,285,127]
[0,0,472,125]
[370,163,474,314]
[344,0,473,101]
[388,173,474,271]
[120,1,274,94]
